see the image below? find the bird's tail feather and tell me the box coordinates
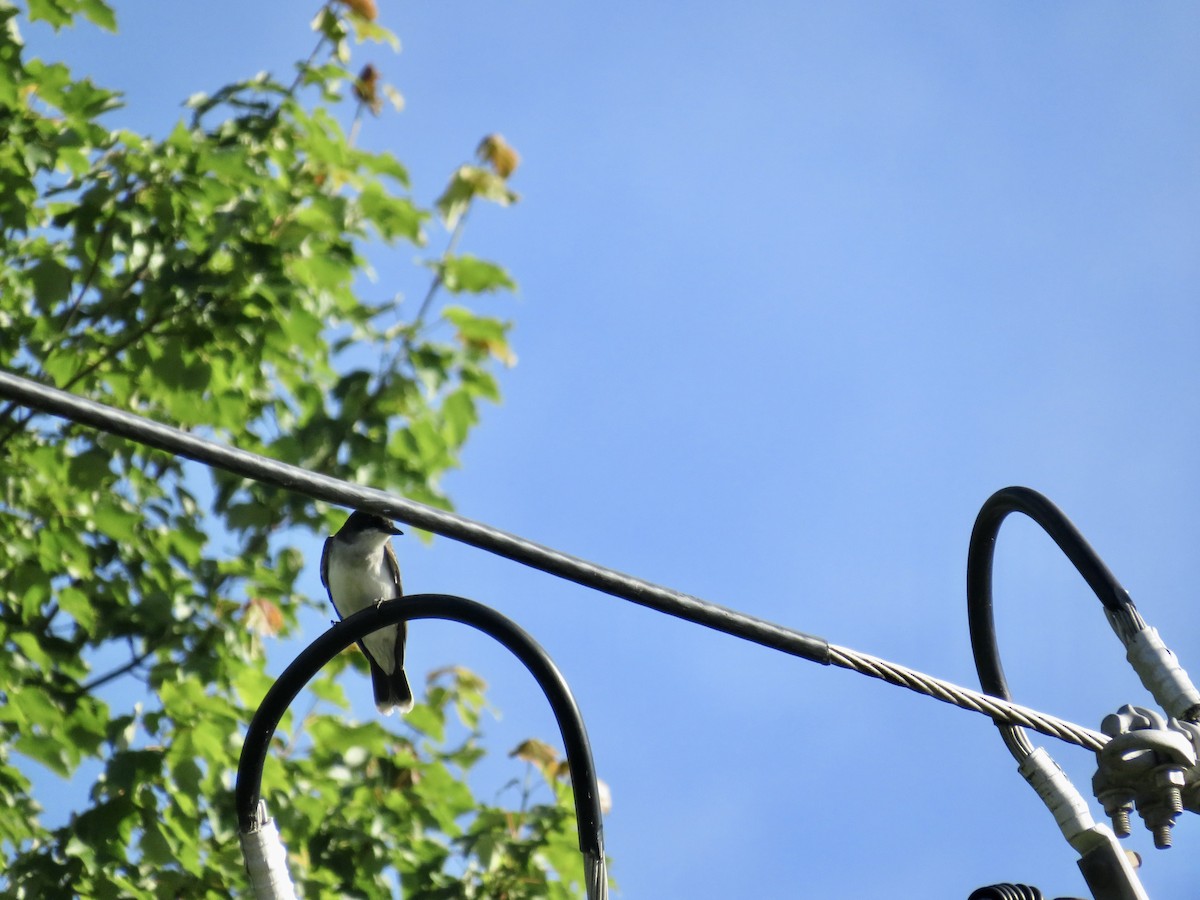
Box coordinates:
[372,664,414,716]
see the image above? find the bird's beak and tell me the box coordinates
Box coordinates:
[388,524,404,536]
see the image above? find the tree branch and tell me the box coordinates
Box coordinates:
[78,645,154,695]
[412,209,469,332]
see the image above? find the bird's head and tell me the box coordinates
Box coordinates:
[339,511,404,542]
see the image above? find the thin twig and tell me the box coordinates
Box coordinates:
[0,263,154,452]
[78,646,155,695]
[286,5,334,100]
[412,211,469,332]
[348,102,365,146]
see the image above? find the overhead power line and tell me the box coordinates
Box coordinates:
[826,645,1104,750]
[0,369,1106,750]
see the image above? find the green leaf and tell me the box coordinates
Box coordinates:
[26,0,73,30]
[307,673,350,708]
[67,447,113,487]
[359,148,409,186]
[79,0,117,32]
[441,389,477,448]
[8,678,59,727]
[278,305,324,357]
[435,164,519,229]
[359,181,425,243]
[289,250,352,290]
[442,305,508,341]
[443,305,516,365]
[73,795,136,850]
[91,496,138,543]
[15,732,72,777]
[404,701,445,743]
[107,749,164,793]
[29,258,73,307]
[439,254,516,294]
[352,18,401,51]
[57,585,98,633]
[139,818,174,866]
[10,631,53,669]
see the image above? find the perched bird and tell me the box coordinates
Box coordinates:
[320,511,413,714]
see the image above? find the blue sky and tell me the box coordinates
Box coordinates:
[25,2,1200,897]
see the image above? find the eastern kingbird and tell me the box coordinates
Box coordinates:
[320,511,413,715]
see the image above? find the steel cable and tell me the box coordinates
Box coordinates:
[827,644,1107,751]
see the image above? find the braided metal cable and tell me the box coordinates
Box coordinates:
[827,644,1108,752]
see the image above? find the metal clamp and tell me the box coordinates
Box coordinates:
[1092,704,1199,848]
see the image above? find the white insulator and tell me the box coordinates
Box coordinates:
[1125,626,1200,720]
[239,802,298,900]
[1018,746,1097,850]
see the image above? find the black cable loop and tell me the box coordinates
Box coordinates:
[235,593,606,899]
[967,486,1138,760]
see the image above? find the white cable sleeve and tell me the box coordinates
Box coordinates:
[1124,626,1200,720]
[1018,746,1097,850]
[239,802,298,900]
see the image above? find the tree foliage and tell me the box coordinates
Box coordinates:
[0,1,598,895]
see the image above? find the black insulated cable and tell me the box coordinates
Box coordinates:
[967,486,1138,759]
[0,369,831,669]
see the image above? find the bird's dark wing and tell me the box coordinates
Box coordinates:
[383,541,403,595]
[319,536,333,595]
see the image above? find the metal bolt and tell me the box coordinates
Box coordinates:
[1109,807,1132,838]
[1163,784,1184,815]
[1153,824,1173,849]
[1097,790,1135,838]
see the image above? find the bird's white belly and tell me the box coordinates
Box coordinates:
[326,552,402,673]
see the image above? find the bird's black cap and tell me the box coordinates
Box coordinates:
[341,510,404,536]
